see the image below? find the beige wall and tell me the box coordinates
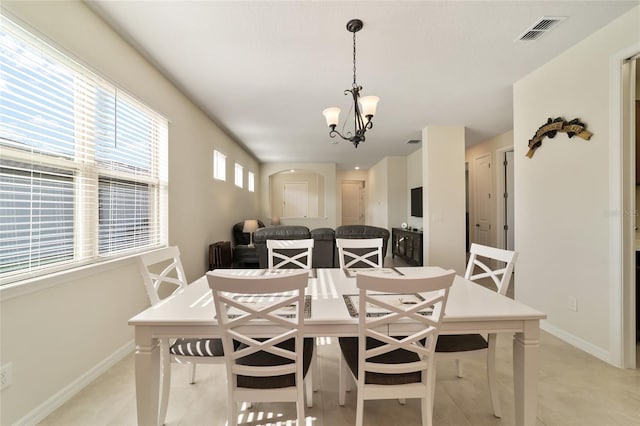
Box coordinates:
[465,130,514,248]
[0,1,258,424]
[268,171,323,219]
[259,162,337,229]
[513,6,640,364]
[336,169,369,226]
[422,126,466,274]
[366,157,409,230]
[407,148,423,230]
[387,157,409,230]
[367,158,390,227]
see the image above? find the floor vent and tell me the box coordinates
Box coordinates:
[517,16,566,41]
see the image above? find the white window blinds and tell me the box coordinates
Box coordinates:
[0,15,168,284]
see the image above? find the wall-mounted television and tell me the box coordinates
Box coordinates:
[410,186,423,217]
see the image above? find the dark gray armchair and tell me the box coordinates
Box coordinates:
[231,220,265,267]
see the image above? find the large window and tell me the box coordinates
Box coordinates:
[0,16,168,284]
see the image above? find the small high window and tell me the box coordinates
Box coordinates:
[235,163,244,188]
[213,150,226,181]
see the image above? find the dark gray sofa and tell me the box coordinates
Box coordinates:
[334,225,390,267]
[252,224,389,269]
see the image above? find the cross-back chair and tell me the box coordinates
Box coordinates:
[336,238,384,269]
[267,238,314,269]
[207,269,313,426]
[137,246,225,425]
[267,238,318,395]
[435,243,518,418]
[338,269,456,426]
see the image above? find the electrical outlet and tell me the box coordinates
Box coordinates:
[567,296,578,312]
[1,363,13,390]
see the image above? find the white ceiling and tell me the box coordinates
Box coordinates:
[86,1,638,170]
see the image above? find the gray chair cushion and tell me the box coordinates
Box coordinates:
[435,334,488,352]
[338,336,422,385]
[235,337,314,389]
[170,338,224,357]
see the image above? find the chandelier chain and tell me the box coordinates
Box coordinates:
[352,30,357,88]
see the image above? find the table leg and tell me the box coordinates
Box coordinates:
[513,320,540,426]
[135,328,161,426]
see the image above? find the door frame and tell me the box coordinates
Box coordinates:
[609,42,640,368]
[496,147,514,250]
[471,152,493,247]
[341,179,365,226]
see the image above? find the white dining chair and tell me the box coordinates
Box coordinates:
[137,246,225,425]
[435,243,519,418]
[338,269,455,426]
[267,238,314,269]
[267,238,318,399]
[336,238,384,269]
[207,269,313,426]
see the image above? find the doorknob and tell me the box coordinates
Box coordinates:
[475,224,480,227]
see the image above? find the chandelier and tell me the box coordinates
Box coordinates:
[322,19,379,148]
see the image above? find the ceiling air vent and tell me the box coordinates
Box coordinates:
[517,16,566,42]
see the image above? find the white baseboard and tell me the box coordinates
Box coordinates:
[15,340,135,426]
[541,320,613,365]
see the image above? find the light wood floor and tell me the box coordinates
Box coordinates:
[40,261,640,425]
[39,332,640,425]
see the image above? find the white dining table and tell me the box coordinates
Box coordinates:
[129,267,546,426]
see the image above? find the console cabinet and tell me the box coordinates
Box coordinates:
[392,228,423,266]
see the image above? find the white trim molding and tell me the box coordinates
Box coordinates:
[15,341,135,426]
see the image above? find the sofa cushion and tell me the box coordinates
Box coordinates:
[334,225,390,267]
[253,226,311,268]
[310,227,335,268]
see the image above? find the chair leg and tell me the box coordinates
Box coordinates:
[421,394,431,426]
[456,359,464,378]
[338,354,348,406]
[430,365,437,418]
[297,388,306,425]
[229,401,239,426]
[305,372,313,408]
[159,341,171,426]
[355,390,364,426]
[486,334,502,418]
[190,363,197,384]
[312,340,320,391]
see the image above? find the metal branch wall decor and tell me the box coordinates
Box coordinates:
[526,117,592,158]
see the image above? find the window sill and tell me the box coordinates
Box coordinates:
[0,249,159,302]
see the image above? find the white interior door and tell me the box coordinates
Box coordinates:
[341,180,365,225]
[473,153,492,246]
[283,182,308,217]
